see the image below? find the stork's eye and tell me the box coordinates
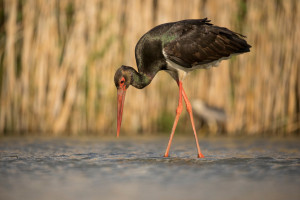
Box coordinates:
[119,77,125,85]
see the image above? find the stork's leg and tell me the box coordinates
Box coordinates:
[164,81,183,157]
[182,88,204,158]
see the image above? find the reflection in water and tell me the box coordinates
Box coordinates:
[0,137,299,200]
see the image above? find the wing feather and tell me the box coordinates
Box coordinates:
[163,20,251,68]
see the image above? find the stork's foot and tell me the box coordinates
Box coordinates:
[164,153,169,158]
[198,153,205,158]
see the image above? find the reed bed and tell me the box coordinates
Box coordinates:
[0,0,299,135]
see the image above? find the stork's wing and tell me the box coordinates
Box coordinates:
[163,19,251,68]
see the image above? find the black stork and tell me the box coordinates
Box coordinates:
[114,18,251,158]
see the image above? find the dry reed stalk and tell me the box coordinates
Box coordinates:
[0,0,299,135]
[1,0,17,132]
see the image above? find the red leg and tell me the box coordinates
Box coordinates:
[164,81,183,157]
[182,88,204,158]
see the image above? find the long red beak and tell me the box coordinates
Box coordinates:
[117,88,126,138]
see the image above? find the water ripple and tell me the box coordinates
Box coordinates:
[0,137,299,200]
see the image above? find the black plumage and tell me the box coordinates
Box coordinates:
[132,18,251,82]
[163,19,250,67]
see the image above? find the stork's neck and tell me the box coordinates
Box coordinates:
[128,67,153,89]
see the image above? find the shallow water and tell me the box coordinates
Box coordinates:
[0,136,299,200]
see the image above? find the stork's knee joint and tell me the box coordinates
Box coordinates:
[176,104,183,114]
[185,102,192,113]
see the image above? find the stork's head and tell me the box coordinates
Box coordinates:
[114,65,132,137]
[114,65,132,90]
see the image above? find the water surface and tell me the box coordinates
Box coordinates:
[0,136,299,200]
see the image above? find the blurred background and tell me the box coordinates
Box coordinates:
[0,0,299,136]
